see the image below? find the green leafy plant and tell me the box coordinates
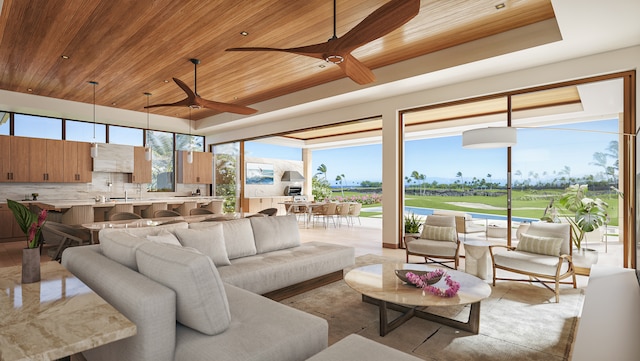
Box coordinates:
[7,199,47,249]
[556,184,608,249]
[404,212,422,234]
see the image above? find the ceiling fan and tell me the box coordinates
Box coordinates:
[145,58,257,115]
[226,0,420,85]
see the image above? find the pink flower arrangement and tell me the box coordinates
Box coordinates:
[405,269,461,297]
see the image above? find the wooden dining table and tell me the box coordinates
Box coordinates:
[281,201,327,227]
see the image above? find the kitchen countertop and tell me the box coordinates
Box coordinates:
[4,197,224,211]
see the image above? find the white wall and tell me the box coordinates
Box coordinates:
[244,157,303,198]
[572,265,640,361]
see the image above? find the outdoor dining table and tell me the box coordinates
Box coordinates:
[281,201,327,228]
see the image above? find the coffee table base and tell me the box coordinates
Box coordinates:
[362,295,481,336]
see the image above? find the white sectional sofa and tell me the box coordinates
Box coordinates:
[61,215,355,361]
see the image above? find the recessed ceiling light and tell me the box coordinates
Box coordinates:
[112,102,117,106]
[27,88,33,92]
[240,31,249,36]
[164,80,170,83]
[233,96,238,100]
[319,64,326,68]
[60,55,69,59]
[495,3,505,9]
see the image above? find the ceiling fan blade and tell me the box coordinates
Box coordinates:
[172,77,196,99]
[335,0,420,51]
[338,54,375,85]
[226,45,327,60]
[196,97,258,115]
[145,98,193,109]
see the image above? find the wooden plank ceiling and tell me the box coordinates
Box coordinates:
[0,0,554,121]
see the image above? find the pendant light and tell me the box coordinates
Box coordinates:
[88,81,99,158]
[186,108,193,164]
[144,92,152,161]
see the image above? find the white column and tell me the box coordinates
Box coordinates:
[381,109,401,248]
[302,148,313,200]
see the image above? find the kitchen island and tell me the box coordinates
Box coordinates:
[32,197,224,224]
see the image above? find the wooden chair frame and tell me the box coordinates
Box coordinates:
[489,223,577,303]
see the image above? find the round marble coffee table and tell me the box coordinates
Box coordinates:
[344,263,491,336]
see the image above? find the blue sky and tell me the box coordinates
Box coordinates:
[246,119,619,186]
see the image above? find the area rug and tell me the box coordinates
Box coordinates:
[281,254,584,361]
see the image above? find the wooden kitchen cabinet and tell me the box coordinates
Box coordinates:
[177,150,213,184]
[0,135,30,182]
[0,204,25,241]
[128,146,152,183]
[63,140,93,183]
[29,138,64,182]
[242,196,292,214]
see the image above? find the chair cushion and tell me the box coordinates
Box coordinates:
[421,225,457,242]
[407,238,458,257]
[493,250,571,276]
[517,233,564,256]
[136,242,231,336]
[174,225,231,266]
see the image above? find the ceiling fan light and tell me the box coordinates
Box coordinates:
[91,143,99,158]
[144,145,152,161]
[325,55,344,64]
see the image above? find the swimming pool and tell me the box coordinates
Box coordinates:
[366,206,538,223]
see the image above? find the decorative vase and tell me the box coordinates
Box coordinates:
[22,247,41,284]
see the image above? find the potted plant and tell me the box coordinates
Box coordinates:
[553,184,608,272]
[403,212,423,248]
[7,199,48,283]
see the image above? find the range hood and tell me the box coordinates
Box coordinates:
[92,143,134,173]
[281,171,304,181]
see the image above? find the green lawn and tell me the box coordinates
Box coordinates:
[332,189,620,226]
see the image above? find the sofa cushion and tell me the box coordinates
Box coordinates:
[174,225,231,266]
[147,229,182,246]
[99,222,189,270]
[136,242,231,336]
[517,233,564,256]
[250,215,301,253]
[189,218,257,260]
[420,225,457,242]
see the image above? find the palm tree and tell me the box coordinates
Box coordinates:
[316,163,327,180]
[486,173,492,190]
[456,171,463,190]
[335,174,346,196]
[419,173,426,195]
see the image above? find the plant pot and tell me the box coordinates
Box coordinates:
[22,247,41,284]
[572,247,599,276]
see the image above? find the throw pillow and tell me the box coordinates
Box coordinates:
[99,230,148,270]
[516,233,564,256]
[146,229,182,246]
[174,225,231,267]
[136,242,231,336]
[421,225,457,242]
[250,215,301,253]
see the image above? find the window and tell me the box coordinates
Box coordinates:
[176,134,204,152]
[0,112,8,135]
[213,142,240,212]
[147,130,174,192]
[109,125,143,146]
[65,119,106,143]
[14,114,62,139]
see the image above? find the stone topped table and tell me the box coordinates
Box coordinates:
[345,263,491,335]
[0,262,136,361]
